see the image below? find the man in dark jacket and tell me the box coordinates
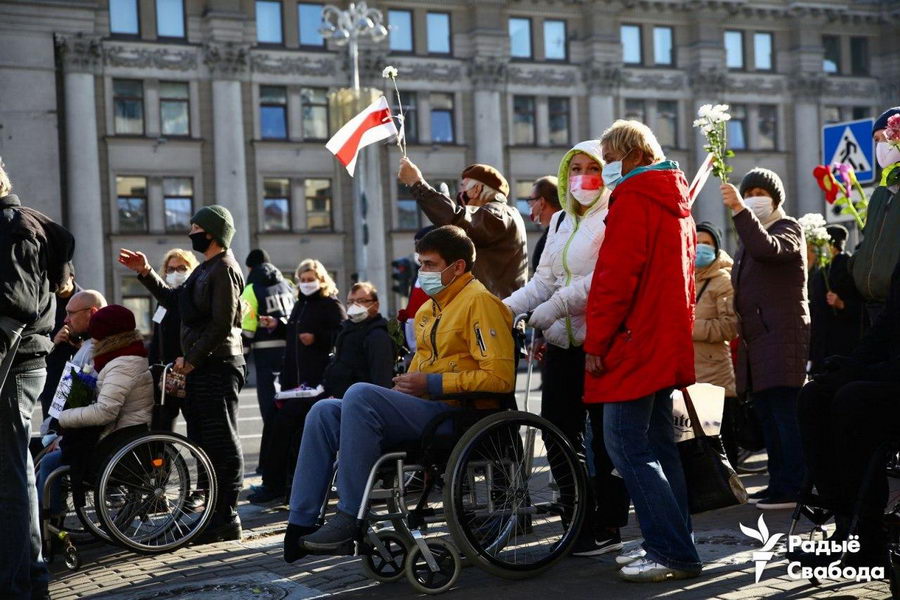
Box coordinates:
[37,263,80,419]
[850,106,900,327]
[0,162,73,599]
[119,205,246,543]
[398,158,528,298]
[796,257,900,568]
[724,168,809,510]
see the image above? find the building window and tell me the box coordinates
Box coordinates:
[388,9,413,53]
[727,104,747,150]
[823,106,842,124]
[159,81,189,136]
[512,96,536,146]
[430,93,454,144]
[724,30,744,70]
[263,178,291,232]
[653,26,673,66]
[260,86,288,140]
[392,92,418,144]
[256,1,283,44]
[305,178,332,231]
[656,100,678,148]
[548,97,570,146]
[426,12,451,55]
[509,17,532,59]
[116,176,147,233]
[544,20,567,61]
[823,35,840,74]
[515,180,540,232]
[757,105,777,150]
[624,98,645,123]
[113,79,144,135]
[850,37,869,76]
[852,106,872,120]
[621,24,642,65]
[109,0,139,35]
[121,282,152,336]
[156,0,184,39]
[397,183,421,230]
[298,3,325,47]
[163,177,193,232]
[754,32,773,71]
[301,88,328,140]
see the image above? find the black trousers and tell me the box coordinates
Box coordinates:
[542,344,630,531]
[799,378,900,550]
[184,362,245,517]
[254,347,284,473]
[262,396,320,494]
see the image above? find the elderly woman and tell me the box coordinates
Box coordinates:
[504,140,628,556]
[721,168,809,511]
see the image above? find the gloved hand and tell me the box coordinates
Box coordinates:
[528,299,561,331]
[812,355,863,388]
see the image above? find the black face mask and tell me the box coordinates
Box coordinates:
[190,231,212,253]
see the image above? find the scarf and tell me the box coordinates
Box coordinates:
[92,330,147,372]
[760,205,787,230]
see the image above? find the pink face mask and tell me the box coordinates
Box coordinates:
[569,175,603,206]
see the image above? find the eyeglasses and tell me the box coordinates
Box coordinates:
[527,196,542,204]
[165,265,190,274]
[65,307,91,317]
[348,298,376,306]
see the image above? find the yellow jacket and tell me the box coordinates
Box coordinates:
[409,272,515,408]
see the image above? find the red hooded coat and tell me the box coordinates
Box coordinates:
[583,164,697,403]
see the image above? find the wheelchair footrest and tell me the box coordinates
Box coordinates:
[304,540,357,557]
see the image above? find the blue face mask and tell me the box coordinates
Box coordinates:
[418,263,457,297]
[695,244,717,268]
[601,161,623,189]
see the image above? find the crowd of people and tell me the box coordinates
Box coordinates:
[3,105,900,596]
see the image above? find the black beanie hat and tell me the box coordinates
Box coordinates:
[873,107,900,136]
[826,224,849,249]
[245,248,270,269]
[696,221,722,253]
[739,168,785,208]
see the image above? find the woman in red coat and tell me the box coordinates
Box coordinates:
[584,120,700,582]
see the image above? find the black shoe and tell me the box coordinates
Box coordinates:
[194,515,242,545]
[571,531,623,557]
[300,511,358,554]
[284,523,319,563]
[747,488,769,504]
[184,491,207,512]
[248,485,282,505]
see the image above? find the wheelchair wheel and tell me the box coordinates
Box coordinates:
[361,530,409,583]
[404,538,460,595]
[95,432,217,553]
[443,411,587,579]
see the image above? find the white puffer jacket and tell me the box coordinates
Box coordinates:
[504,140,609,348]
[58,354,154,439]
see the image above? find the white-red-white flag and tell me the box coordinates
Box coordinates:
[326,96,398,176]
[688,152,716,207]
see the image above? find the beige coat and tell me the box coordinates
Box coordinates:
[58,354,154,439]
[692,250,739,397]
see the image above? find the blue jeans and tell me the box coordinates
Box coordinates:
[288,383,457,527]
[604,389,701,572]
[0,365,50,599]
[752,386,805,498]
[37,448,64,517]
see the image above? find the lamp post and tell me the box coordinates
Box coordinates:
[319,2,389,293]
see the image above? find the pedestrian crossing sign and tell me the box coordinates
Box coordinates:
[822,118,875,184]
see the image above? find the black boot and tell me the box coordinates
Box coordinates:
[300,511,359,554]
[284,523,319,563]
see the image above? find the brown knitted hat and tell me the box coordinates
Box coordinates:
[461,164,509,197]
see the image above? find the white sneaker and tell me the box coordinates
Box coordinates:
[615,546,646,566]
[618,557,701,582]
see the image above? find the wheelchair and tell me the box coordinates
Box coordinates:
[37,363,218,570]
[310,314,589,594]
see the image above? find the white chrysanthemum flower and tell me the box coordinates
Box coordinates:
[382,65,398,79]
[697,104,713,118]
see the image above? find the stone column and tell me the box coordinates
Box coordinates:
[790,73,827,218]
[469,57,507,171]
[689,68,729,236]
[582,61,621,139]
[204,43,251,261]
[55,34,106,291]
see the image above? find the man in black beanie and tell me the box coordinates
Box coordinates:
[850,106,900,327]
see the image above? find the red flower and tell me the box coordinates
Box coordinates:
[813,164,840,204]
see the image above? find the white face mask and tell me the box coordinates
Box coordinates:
[876,142,900,169]
[347,303,370,323]
[165,271,189,287]
[569,175,604,206]
[744,196,774,221]
[298,281,321,296]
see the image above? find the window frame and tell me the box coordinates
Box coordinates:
[304,178,333,232]
[116,175,149,233]
[162,177,194,233]
[262,177,292,233]
[109,0,141,37]
[621,24,643,66]
[623,98,646,123]
[543,19,568,63]
[850,36,869,76]
[159,81,191,138]
[652,25,674,67]
[113,78,145,136]
[155,0,186,41]
[298,2,326,49]
[753,31,774,72]
[823,34,841,75]
[509,16,533,61]
[547,96,570,147]
[512,95,537,146]
[392,91,418,145]
[426,11,452,56]
[727,104,748,151]
[656,99,679,149]
[429,93,455,145]
[724,30,745,71]
[396,182,422,231]
[259,85,289,141]
[388,9,415,55]
[300,87,329,141]
[255,0,285,46]
[756,104,778,151]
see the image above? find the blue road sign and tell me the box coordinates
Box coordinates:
[822,118,876,184]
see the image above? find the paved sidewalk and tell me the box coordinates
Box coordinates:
[47,464,895,600]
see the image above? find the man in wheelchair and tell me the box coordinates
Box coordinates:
[284,225,516,561]
[796,258,900,568]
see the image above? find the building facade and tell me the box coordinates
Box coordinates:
[1,0,897,331]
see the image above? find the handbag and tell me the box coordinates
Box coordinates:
[677,387,748,514]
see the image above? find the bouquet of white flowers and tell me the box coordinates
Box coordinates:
[693,104,734,182]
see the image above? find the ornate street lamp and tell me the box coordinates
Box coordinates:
[319,2,389,91]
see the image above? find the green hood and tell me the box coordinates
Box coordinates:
[556,140,607,218]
